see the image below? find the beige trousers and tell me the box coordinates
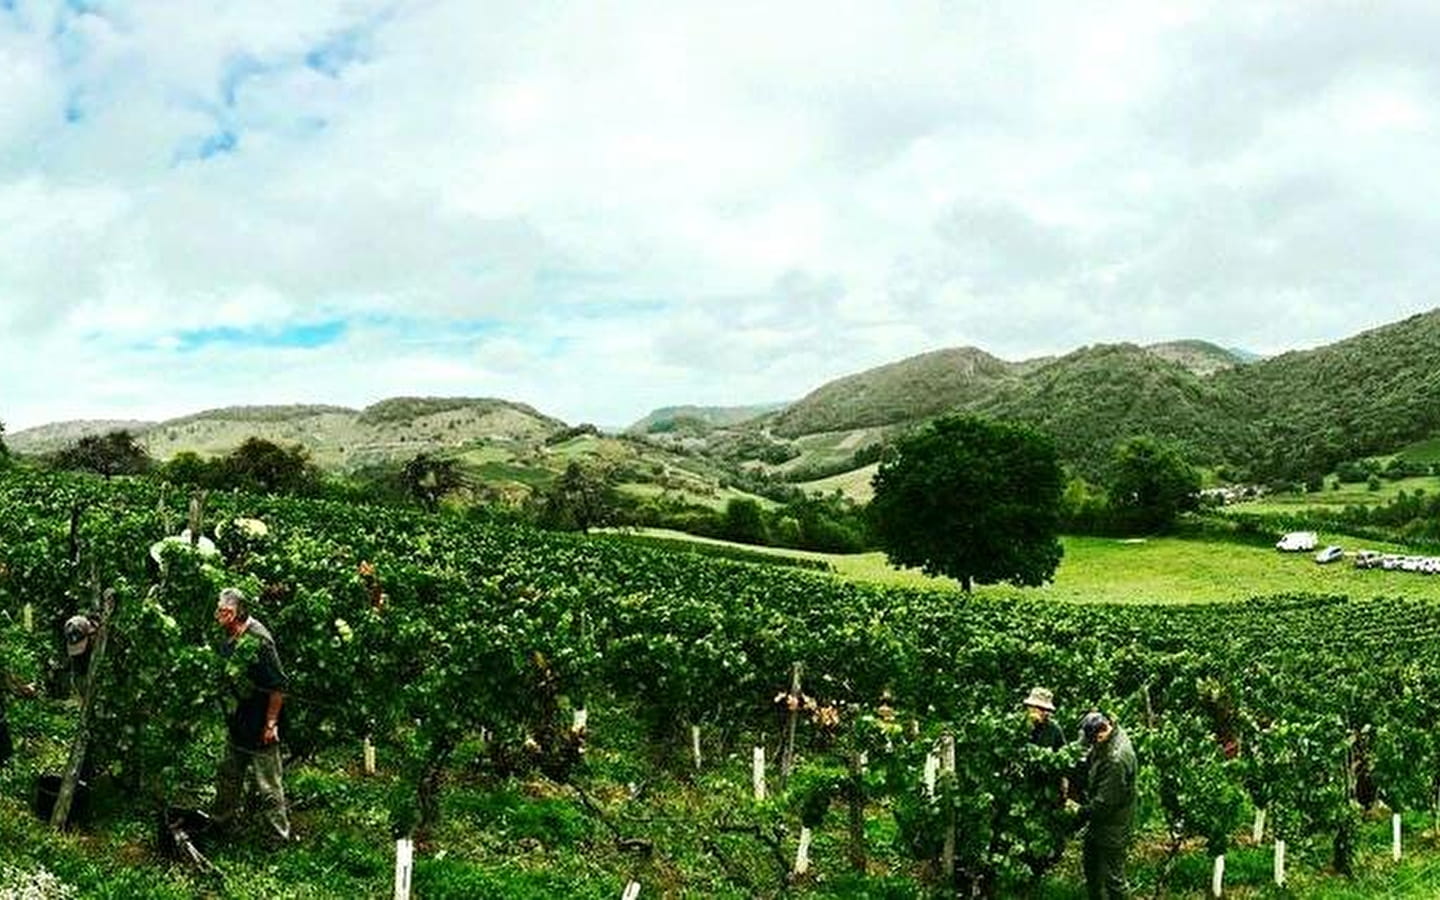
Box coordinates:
[214,742,291,841]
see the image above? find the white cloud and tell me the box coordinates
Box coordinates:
[5,0,1440,431]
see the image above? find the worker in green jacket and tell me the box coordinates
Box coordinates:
[1077,711,1137,899]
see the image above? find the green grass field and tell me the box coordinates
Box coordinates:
[614,528,1440,604]
[1237,474,1440,513]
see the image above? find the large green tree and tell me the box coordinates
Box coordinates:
[538,461,615,532]
[1106,436,1200,534]
[52,429,152,479]
[401,453,463,512]
[869,415,1064,592]
[221,437,318,495]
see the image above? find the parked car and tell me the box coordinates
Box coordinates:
[1352,550,1383,569]
[1314,545,1344,564]
[1276,531,1318,552]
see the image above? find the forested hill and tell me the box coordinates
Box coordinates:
[626,403,787,435]
[973,344,1250,478]
[769,347,1024,438]
[1144,340,1247,376]
[1212,309,1440,476]
[738,309,1440,483]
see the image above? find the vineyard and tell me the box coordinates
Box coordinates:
[4,468,1440,897]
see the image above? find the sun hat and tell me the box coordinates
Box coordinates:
[1022,687,1056,711]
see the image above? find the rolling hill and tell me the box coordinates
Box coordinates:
[10,398,567,470]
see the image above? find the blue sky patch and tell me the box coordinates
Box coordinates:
[359,314,503,344]
[171,320,347,353]
[305,25,372,78]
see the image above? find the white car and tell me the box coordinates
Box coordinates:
[1353,550,1383,569]
[1314,545,1344,564]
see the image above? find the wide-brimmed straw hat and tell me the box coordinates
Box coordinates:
[1022,687,1056,711]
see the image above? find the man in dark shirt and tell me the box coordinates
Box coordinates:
[1078,711,1137,899]
[212,587,291,843]
[1021,686,1069,876]
[1024,687,1064,750]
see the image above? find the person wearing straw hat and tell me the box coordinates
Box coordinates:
[1020,686,1071,878]
[1023,687,1064,751]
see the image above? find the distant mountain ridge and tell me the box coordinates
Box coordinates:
[15,310,1440,489]
[10,397,566,469]
[627,403,788,435]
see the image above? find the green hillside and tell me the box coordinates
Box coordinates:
[1213,309,1440,478]
[1143,339,1247,375]
[975,344,1250,478]
[626,402,786,434]
[769,346,1020,438]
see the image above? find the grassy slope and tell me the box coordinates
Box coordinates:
[1235,474,1439,514]
[613,528,1440,604]
[795,461,879,503]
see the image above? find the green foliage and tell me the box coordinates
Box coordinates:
[977,344,1244,481]
[869,415,1064,591]
[221,437,320,495]
[9,468,1440,895]
[51,430,152,479]
[358,396,510,425]
[722,498,768,544]
[1106,436,1201,534]
[538,461,617,532]
[399,453,462,511]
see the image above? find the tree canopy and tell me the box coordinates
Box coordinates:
[52,430,152,479]
[1106,436,1201,534]
[868,415,1064,592]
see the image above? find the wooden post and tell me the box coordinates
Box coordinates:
[753,747,767,801]
[780,663,803,788]
[51,581,115,830]
[691,724,703,770]
[1273,839,1286,886]
[187,491,207,545]
[923,751,939,799]
[156,482,174,534]
[393,837,414,900]
[848,750,867,873]
[1393,812,1402,862]
[363,737,377,775]
[1252,807,1266,843]
[940,732,956,883]
[22,602,32,633]
[793,825,813,876]
[1211,854,1225,898]
[621,881,641,900]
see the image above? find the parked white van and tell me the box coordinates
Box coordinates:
[1276,531,1318,552]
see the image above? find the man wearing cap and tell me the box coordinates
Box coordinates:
[63,614,98,686]
[212,587,291,844]
[1077,711,1137,899]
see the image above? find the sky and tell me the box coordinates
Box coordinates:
[4,0,1440,432]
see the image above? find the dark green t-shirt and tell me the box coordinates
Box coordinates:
[221,618,286,750]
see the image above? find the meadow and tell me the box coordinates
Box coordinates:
[611,527,1440,604]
